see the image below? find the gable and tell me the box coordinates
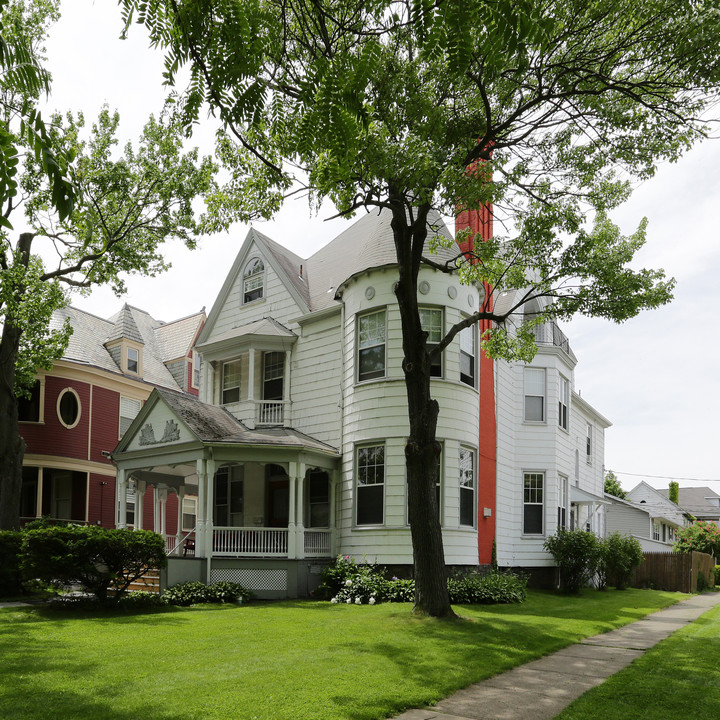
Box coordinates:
[198,229,309,346]
[117,392,196,453]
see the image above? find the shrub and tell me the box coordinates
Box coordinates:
[161,581,251,606]
[21,525,167,604]
[544,529,600,593]
[0,531,23,598]
[318,556,527,606]
[715,565,720,587]
[673,522,720,560]
[598,532,643,590]
[448,570,527,604]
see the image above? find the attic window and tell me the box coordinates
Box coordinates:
[127,347,139,374]
[243,258,264,303]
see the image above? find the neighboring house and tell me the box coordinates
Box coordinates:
[604,493,676,551]
[659,486,720,528]
[625,481,689,545]
[112,208,612,598]
[19,303,205,542]
[494,299,611,586]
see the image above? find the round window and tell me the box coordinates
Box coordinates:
[57,389,81,428]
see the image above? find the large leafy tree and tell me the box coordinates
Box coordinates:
[0,2,222,530]
[121,0,720,616]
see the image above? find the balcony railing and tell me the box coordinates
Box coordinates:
[213,527,289,557]
[534,322,575,359]
[256,400,287,426]
[304,529,331,557]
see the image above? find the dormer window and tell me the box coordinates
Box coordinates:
[127,347,139,374]
[243,257,265,303]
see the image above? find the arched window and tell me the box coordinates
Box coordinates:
[243,257,265,303]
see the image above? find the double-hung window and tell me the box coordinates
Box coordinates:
[357,310,386,381]
[243,258,264,303]
[192,351,201,389]
[586,423,593,463]
[524,368,545,422]
[523,472,544,534]
[18,380,42,422]
[119,396,142,438]
[459,447,475,527]
[558,376,569,430]
[459,323,476,387]
[222,360,242,404]
[127,347,139,374]
[557,474,568,530]
[419,307,443,377]
[182,497,197,531]
[356,444,384,525]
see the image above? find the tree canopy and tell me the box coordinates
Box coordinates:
[604,471,626,500]
[0,0,226,531]
[120,0,720,615]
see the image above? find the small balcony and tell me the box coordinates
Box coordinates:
[534,322,576,361]
[255,400,288,426]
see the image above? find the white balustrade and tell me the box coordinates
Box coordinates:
[304,529,331,557]
[256,401,285,425]
[213,527,289,557]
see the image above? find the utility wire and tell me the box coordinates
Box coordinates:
[610,470,720,483]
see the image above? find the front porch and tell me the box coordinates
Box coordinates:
[112,388,340,586]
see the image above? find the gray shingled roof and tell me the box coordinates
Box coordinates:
[155,312,204,361]
[303,210,458,312]
[50,304,204,392]
[157,389,339,453]
[106,304,144,344]
[199,317,297,349]
[258,231,311,309]
[659,486,720,518]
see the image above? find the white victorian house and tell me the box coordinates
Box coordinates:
[113,211,488,598]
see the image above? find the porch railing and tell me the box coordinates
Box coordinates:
[256,400,287,426]
[304,529,331,556]
[213,527,289,557]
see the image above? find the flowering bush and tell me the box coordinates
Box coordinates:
[318,556,527,605]
[673,522,720,560]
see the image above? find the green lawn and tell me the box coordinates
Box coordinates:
[0,590,684,720]
[557,599,720,720]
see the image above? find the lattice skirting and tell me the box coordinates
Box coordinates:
[210,567,288,592]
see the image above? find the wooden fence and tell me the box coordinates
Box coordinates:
[631,551,715,593]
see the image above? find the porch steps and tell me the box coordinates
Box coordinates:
[124,567,161,595]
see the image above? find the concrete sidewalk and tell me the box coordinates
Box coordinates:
[393,592,720,720]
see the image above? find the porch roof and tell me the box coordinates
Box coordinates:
[156,389,338,454]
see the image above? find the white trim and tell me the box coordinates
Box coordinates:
[57,387,82,429]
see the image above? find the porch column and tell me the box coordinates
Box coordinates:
[287,461,298,559]
[196,458,207,557]
[329,469,338,556]
[135,481,146,530]
[176,485,186,548]
[296,463,306,559]
[157,485,168,537]
[248,348,256,402]
[36,469,44,518]
[205,457,216,585]
[116,468,127,529]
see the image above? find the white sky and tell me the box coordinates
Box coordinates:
[40,1,720,494]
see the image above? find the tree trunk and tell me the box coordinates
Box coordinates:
[0,318,25,531]
[0,232,33,531]
[391,200,455,618]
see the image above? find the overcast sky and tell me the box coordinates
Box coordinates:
[40,1,720,494]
